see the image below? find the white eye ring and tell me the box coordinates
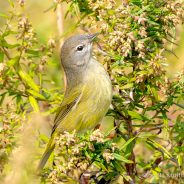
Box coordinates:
[76,45,84,51]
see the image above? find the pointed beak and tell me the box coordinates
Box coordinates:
[88,33,100,43]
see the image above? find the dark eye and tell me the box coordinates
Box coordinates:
[76,45,84,51]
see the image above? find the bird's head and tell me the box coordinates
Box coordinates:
[61,33,99,69]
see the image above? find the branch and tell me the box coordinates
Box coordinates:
[124,116,136,184]
[0,47,11,60]
[173,102,184,109]
[111,101,127,120]
[139,157,162,184]
[56,4,64,45]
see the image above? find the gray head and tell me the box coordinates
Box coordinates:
[61,33,98,70]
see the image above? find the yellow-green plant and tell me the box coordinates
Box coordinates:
[0,0,184,184]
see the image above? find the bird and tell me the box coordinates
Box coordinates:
[37,33,112,170]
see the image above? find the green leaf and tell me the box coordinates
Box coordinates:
[7,56,19,66]
[137,70,148,75]
[0,92,6,106]
[27,89,45,100]
[120,137,136,150]
[8,0,14,7]
[0,13,8,18]
[113,153,133,163]
[0,39,19,48]
[147,19,160,26]
[147,85,160,102]
[29,96,39,112]
[122,174,133,183]
[147,139,172,158]
[120,83,133,90]
[105,126,117,137]
[93,161,108,171]
[177,154,182,167]
[39,133,49,143]
[26,49,40,56]
[112,160,124,173]
[2,30,17,37]
[128,110,144,120]
[138,132,156,139]
[151,169,160,180]
[162,112,168,128]
[19,70,40,92]
[0,52,4,62]
[150,87,159,101]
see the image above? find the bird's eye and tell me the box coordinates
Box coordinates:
[76,45,84,51]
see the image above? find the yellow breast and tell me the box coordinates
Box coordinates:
[59,59,112,132]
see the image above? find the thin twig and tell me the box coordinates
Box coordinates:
[139,157,162,184]
[0,47,11,60]
[173,102,184,109]
[165,37,179,46]
[124,116,136,184]
[56,4,64,46]
[165,48,179,59]
[111,101,127,120]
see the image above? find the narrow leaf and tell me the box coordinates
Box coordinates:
[0,13,8,18]
[19,70,40,92]
[120,83,133,90]
[178,154,182,167]
[8,0,14,7]
[113,153,133,163]
[93,161,108,171]
[27,89,46,100]
[120,137,136,150]
[29,96,39,112]
[7,56,19,66]
[147,139,172,158]
[128,110,144,120]
[0,52,4,62]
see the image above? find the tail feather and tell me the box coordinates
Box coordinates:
[37,135,55,171]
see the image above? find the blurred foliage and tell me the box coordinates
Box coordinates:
[0,0,184,184]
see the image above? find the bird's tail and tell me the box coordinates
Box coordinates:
[37,135,55,171]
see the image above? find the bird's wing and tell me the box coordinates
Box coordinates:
[51,86,83,135]
[37,86,83,171]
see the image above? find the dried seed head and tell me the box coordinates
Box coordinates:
[103,150,114,163]
[90,129,104,143]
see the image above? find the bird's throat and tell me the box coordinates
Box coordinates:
[63,66,86,92]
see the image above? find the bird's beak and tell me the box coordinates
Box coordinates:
[88,33,100,43]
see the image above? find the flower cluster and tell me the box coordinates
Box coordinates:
[16,14,56,73]
[164,1,184,27]
[82,0,184,62]
[43,129,119,183]
[82,0,183,113]
[102,149,114,163]
[55,130,76,147]
[0,103,26,173]
[17,16,37,49]
[89,0,115,12]
[89,129,104,143]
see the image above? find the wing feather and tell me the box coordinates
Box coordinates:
[51,86,83,134]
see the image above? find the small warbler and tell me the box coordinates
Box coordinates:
[38,34,112,170]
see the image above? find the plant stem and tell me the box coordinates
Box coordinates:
[124,116,136,184]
